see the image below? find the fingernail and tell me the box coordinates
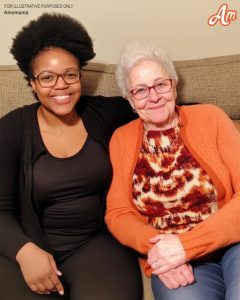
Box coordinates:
[57,270,63,276]
[59,290,64,295]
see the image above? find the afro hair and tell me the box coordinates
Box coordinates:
[10,13,96,78]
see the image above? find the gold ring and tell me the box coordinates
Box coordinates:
[155,260,160,268]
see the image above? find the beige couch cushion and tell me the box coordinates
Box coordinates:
[174,54,240,121]
[81,55,240,120]
[1,54,240,122]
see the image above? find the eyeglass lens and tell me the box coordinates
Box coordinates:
[131,79,172,100]
[37,69,80,87]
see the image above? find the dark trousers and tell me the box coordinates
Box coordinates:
[0,234,143,300]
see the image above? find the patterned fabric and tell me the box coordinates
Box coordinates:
[132,124,217,234]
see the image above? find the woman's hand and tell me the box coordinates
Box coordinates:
[153,263,195,289]
[16,242,64,295]
[148,234,187,274]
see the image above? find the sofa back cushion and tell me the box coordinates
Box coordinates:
[0,54,239,120]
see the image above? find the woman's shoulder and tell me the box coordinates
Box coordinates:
[112,118,141,140]
[178,104,235,136]
[179,103,224,113]
[179,103,228,120]
[79,95,137,135]
[0,103,38,137]
[0,103,38,123]
[80,95,135,117]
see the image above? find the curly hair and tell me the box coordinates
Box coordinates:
[116,40,178,97]
[10,13,95,79]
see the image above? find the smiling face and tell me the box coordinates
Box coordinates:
[127,60,177,130]
[30,47,81,118]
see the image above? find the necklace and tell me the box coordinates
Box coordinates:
[40,124,65,136]
[38,107,80,136]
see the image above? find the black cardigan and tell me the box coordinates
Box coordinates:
[0,96,136,260]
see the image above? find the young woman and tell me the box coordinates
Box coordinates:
[0,14,142,300]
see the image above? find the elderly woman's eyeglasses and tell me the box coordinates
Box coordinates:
[130,79,173,100]
[31,69,81,88]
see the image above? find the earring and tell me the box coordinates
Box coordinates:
[132,107,137,114]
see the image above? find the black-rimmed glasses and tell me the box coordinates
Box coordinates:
[130,79,173,100]
[31,69,81,87]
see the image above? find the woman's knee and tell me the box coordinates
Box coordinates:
[151,262,225,300]
[0,255,62,300]
[222,243,240,299]
[61,234,142,300]
[151,275,202,300]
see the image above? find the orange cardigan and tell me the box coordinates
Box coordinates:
[105,104,240,276]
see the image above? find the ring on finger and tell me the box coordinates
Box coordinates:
[154,260,160,268]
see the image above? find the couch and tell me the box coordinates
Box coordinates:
[0,54,240,300]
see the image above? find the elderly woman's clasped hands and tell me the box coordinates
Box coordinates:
[147,234,194,289]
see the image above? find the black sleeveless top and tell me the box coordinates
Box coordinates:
[33,136,112,254]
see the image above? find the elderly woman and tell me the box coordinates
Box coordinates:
[105,41,240,299]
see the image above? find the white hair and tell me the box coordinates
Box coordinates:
[116,40,178,97]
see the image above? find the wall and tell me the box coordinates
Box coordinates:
[1,0,239,64]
